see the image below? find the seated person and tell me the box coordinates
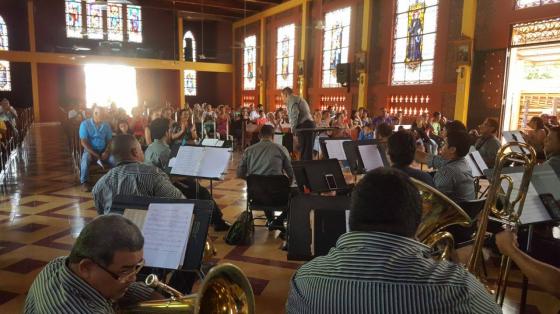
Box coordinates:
[0,98,18,129]
[357,123,374,141]
[473,118,501,168]
[25,215,160,313]
[144,118,229,231]
[79,106,115,191]
[92,134,184,214]
[544,126,560,175]
[388,130,435,187]
[496,229,560,298]
[434,131,476,203]
[116,119,133,135]
[415,120,468,169]
[286,168,500,313]
[171,109,198,146]
[374,122,393,152]
[524,116,547,159]
[237,125,294,229]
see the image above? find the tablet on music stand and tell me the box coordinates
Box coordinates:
[292,159,348,193]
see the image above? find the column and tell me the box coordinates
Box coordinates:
[454,0,477,123]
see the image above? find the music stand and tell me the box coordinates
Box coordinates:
[295,127,339,159]
[342,140,390,175]
[319,137,351,161]
[111,195,213,272]
[291,159,349,193]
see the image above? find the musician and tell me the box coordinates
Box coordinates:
[544,126,560,175]
[25,215,160,313]
[286,168,500,313]
[495,229,560,298]
[415,120,468,169]
[388,130,435,187]
[282,87,315,160]
[434,131,476,203]
[472,118,501,168]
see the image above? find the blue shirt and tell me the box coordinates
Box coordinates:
[79,118,112,152]
[357,130,374,141]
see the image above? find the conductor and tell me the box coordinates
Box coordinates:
[282,87,315,160]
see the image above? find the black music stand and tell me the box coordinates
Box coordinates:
[319,137,351,162]
[291,159,349,194]
[295,127,339,160]
[342,140,390,175]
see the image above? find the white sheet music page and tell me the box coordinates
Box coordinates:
[502,131,527,154]
[197,147,231,178]
[358,145,384,171]
[504,172,551,225]
[171,146,204,176]
[274,134,283,145]
[466,155,482,177]
[471,150,488,172]
[325,140,349,161]
[202,138,220,147]
[142,203,195,269]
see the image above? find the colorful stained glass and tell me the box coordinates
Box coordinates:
[276,24,295,90]
[184,31,197,62]
[107,3,123,41]
[511,17,560,46]
[184,70,197,96]
[322,7,351,88]
[516,0,560,9]
[86,1,103,40]
[243,35,257,91]
[0,16,8,51]
[0,60,11,92]
[392,0,438,85]
[65,0,83,38]
[127,5,142,43]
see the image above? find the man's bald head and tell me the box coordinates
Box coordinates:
[111,134,144,163]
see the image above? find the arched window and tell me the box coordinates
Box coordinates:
[322,7,351,88]
[184,31,197,96]
[243,35,257,90]
[276,24,295,90]
[0,16,11,92]
[516,0,560,9]
[391,0,439,85]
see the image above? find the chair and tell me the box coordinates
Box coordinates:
[246,175,291,227]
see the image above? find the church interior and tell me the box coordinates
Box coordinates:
[0,0,560,313]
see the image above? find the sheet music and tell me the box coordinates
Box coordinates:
[358,144,384,171]
[393,124,412,131]
[123,208,148,230]
[502,131,527,154]
[142,203,195,269]
[325,139,350,161]
[274,133,283,145]
[168,157,176,168]
[197,147,231,178]
[201,138,220,147]
[345,210,350,233]
[171,146,204,176]
[501,172,551,225]
[217,140,224,147]
[467,151,488,177]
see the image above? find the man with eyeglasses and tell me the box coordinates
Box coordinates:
[25,215,161,313]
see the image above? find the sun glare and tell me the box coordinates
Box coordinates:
[84,64,138,115]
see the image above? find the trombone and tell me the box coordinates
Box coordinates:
[466,142,537,306]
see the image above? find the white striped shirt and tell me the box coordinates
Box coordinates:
[286,232,502,314]
[24,257,153,314]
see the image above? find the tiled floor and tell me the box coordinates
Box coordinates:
[0,124,558,313]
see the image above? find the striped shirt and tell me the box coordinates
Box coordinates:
[92,161,184,214]
[433,157,476,203]
[286,232,502,314]
[25,257,153,314]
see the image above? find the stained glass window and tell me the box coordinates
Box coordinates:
[127,5,142,43]
[276,24,295,90]
[184,70,197,96]
[0,16,8,51]
[243,35,257,91]
[65,0,83,38]
[516,0,560,9]
[86,1,103,40]
[322,7,351,88]
[107,3,123,41]
[0,61,11,92]
[184,31,197,62]
[391,0,438,85]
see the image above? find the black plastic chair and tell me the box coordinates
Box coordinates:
[246,175,291,227]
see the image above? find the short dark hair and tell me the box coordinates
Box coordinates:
[150,118,169,140]
[433,111,441,117]
[529,116,545,130]
[111,134,139,162]
[388,131,415,167]
[259,124,274,138]
[349,168,421,237]
[446,131,471,157]
[68,215,143,266]
[375,123,393,139]
[485,118,499,134]
[281,87,293,95]
[444,120,467,133]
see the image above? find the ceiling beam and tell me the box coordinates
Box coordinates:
[172,0,261,13]
[243,0,281,6]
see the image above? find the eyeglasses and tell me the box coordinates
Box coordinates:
[92,259,145,282]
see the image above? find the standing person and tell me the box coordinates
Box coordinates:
[282,87,315,160]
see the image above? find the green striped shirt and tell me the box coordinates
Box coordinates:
[25,257,153,313]
[286,232,502,314]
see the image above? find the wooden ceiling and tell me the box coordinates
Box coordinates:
[136,0,281,21]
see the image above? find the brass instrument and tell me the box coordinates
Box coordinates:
[412,178,472,260]
[202,238,217,263]
[466,142,537,306]
[124,263,255,313]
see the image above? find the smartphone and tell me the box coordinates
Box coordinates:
[539,193,560,220]
[325,174,337,190]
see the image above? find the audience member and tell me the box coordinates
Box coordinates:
[357,123,374,141]
[116,120,133,135]
[216,105,229,139]
[79,106,115,192]
[388,131,435,186]
[171,109,197,145]
[544,126,560,175]
[473,118,501,168]
[0,98,18,131]
[286,168,500,314]
[372,108,394,126]
[144,107,162,145]
[25,215,159,313]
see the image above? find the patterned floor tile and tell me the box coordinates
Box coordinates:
[2,258,48,274]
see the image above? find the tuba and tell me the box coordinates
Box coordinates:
[411,178,472,260]
[467,142,537,306]
[124,263,255,314]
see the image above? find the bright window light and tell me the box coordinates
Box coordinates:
[84,64,138,115]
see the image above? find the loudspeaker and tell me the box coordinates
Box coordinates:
[336,63,350,86]
[185,38,193,61]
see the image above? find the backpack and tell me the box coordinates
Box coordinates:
[225,211,254,246]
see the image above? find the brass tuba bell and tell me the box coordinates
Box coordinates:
[124,263,255,314]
